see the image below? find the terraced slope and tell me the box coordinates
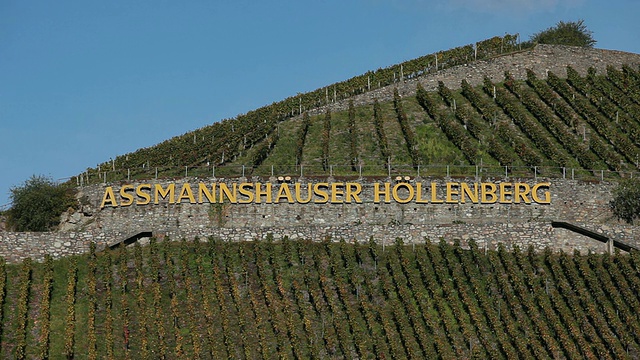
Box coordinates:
[81,60,640,184]
[2,239,640,359]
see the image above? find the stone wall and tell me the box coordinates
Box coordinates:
[308,44,640,115]
[0,220,635,264]
[0,178,636,263]
[75,178,615,231]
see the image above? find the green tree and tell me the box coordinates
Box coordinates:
[7,175,76,231]
[530,20,596,48]
[610,178,640,224]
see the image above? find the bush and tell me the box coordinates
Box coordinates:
[610,178,640,224]
[530,20,596,48]
[7,175,76,231]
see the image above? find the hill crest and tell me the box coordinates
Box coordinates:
[307,44,640,116]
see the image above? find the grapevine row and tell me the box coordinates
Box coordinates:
[460,79,541,167]
[547,71,635,169]
[417,83,478,164]
[373,99,391,164]
[439,81,516,166]
[322,110,331,170]
[483,76,571,168]
[393,89,420,166]
[566,67,640,161]
[348,100,359,170]
[526,69,623,171]
[503,72,599,170]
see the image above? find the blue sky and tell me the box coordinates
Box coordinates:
[1,0,639,206]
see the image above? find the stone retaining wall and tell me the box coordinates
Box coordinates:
[1,220,636,263]
[0,178,637,263]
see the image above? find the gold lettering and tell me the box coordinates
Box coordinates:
[219,183,237,203]
[177,183,196,204]
[374,183,391,203]
[446,182,459,203]
[276,183,294,203]
[255,182,272,203]
[330,183,344,203]
[294,183,313,203]
[238,183,254,204]
[198,183,216,203]
[532,182,551,204]
[431,182,444,203]
[345,183,362,203]
[100,187,118,208]
[481,183,497,203]
[392,183,414,203]
[499,182,512,204]
[314,183,330,203]
[514,183,531,203]
[119,184,134,207]
[136,184,151,205]
[415,183,429,203]
[460,183,478,203]
[154,184,175,204]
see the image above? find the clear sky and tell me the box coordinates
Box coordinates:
[1,0,639,206]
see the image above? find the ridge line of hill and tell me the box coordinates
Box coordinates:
[84,43,640,182]
[304,44,640,117]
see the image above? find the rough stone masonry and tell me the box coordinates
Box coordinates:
[0,177,636,263]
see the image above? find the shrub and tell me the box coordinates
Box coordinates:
[7,175,76,232]
[610,178,640,224]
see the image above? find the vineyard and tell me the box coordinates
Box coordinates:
[0,238,639,359]
[76,60,640,184]
[31,39,640,359]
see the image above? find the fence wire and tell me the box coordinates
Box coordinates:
[70,163,639,186]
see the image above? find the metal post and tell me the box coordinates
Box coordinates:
[601,170,604,181]
[563,167,566,179]
[571,168,574,180]
[271,165,274,177]
[505,166,508,179]
[300,165,303,178]
[104,172,106,184]
[446,165,450,178]
[330,165,333,177]
[359,164,362,178]
[212,166,215,178]
[127,169,130,181]
[534,166,537,181]
[242,165,245,178]
[185,166,188,178]
[417,165,420,177]
[155,167,158,179]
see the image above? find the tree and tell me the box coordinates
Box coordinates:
[530,20,596,48]
[7,175,76,232]
[610,178,640,224]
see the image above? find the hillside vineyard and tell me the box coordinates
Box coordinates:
[78,44,640,182]
[0,239,639,359]
[1,37,640,359]
[1,42,638,263]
